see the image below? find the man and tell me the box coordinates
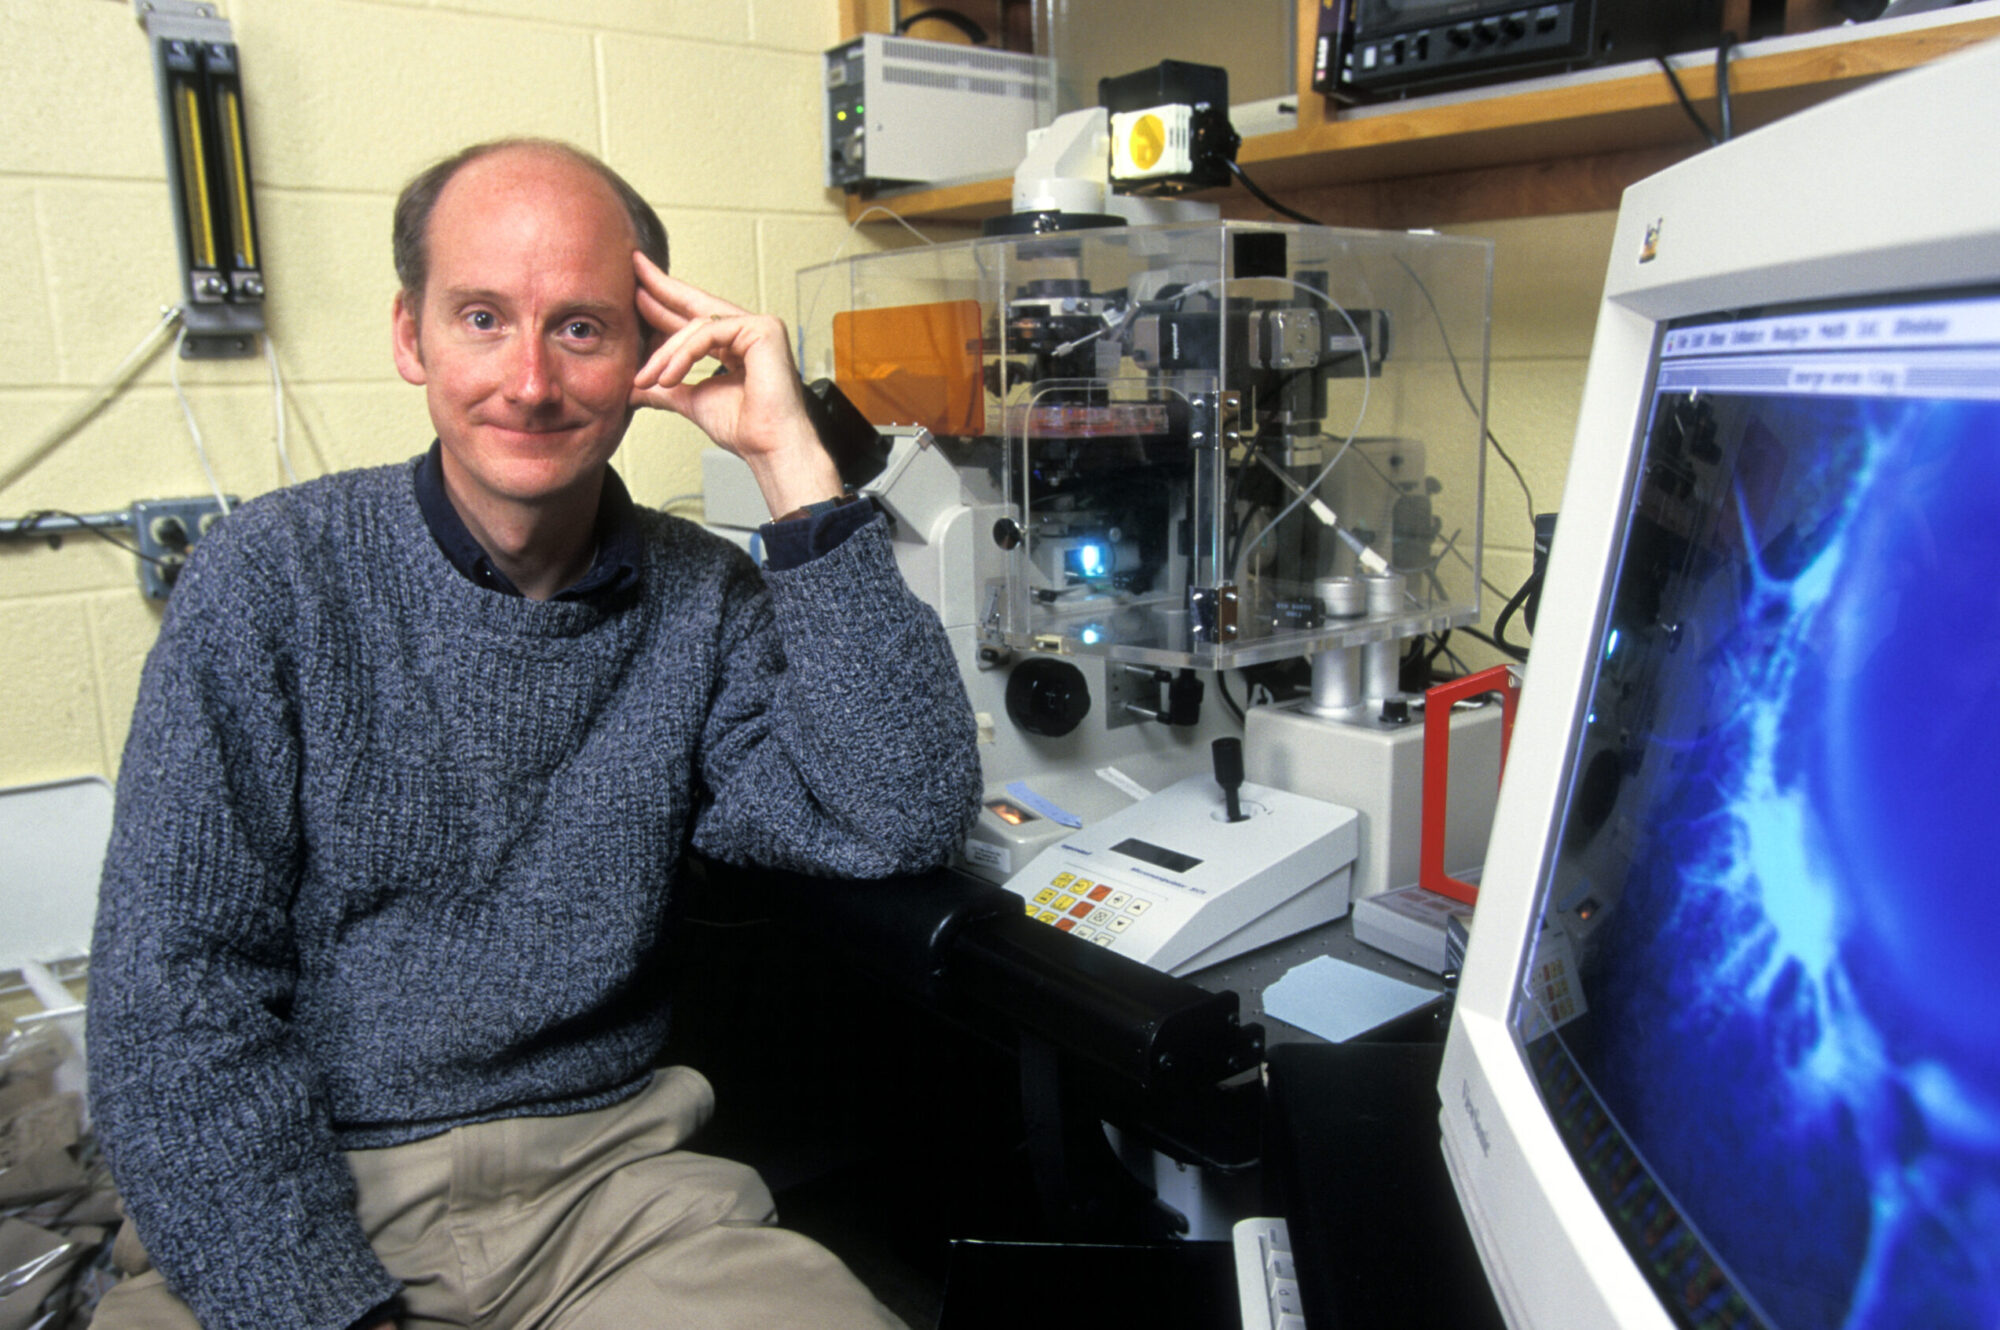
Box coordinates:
[84,139,980,1330]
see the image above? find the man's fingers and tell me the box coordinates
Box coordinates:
[636,320,738,390]
[636,308,789,392]
[632,255,745,323]
[636,283,682,331]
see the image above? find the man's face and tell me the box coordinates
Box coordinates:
[392,148,647,515]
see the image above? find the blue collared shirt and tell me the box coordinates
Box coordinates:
[413,441,873,597]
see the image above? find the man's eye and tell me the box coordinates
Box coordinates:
[466,310,497,331]
[565,320,600,341]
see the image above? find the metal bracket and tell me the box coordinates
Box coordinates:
[1185,391,1242,451]
[133,0,224,28]
[1104,662,1157,730]
[1188,583,1240,643]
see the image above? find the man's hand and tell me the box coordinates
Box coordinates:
[630,254,841,519]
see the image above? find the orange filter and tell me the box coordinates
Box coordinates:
[832,300,985,437]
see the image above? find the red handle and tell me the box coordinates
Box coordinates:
[1419,664,1520,906]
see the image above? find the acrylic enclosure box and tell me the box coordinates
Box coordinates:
[797,221,1493,673]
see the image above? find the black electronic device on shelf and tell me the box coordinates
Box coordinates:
[1340,0,1723,98]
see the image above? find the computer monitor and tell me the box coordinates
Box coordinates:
[1439,38,2000,1330]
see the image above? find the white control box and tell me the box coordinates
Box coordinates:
[824,34,1053,190]
[1246,698,1504,903]
[1005,773,1359,977]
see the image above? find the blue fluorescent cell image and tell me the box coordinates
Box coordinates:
[1533,387,2000,1330]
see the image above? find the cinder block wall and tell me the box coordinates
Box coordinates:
[0,0,889,786]
[0,0,1615,792]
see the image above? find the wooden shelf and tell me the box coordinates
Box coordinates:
[842,6,2000,230]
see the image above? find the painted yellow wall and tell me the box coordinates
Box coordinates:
[0,0,909,788]
[0,0,1616,795]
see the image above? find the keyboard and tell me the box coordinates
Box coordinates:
[1233,1216,1307,1330]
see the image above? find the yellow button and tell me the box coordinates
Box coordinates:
[1053,873,1075,887]
[1034,888,1057,905]
[1036,910,1060,924]
[1053,895,1077,912]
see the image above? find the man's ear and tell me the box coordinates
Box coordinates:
[391,290,427,386]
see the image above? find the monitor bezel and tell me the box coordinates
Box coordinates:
[1437,35,2000,1330]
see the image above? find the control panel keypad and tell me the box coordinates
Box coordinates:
[1018,868,1160,952]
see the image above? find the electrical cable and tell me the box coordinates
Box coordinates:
[828,204,935,258]
[1657,53,1719,147]
[1420,629,1455,678]
[1214,669,1246,725]
[1522,551,1546,635]
[1716,33,1736,143]
[1393,250,1538,540]
[1490,565,1540,661]
[9,510,167,567]
[1486,425,1536,541]
[264,331,298,484]
[896,7,990,44]
[1224,158,1319,225]
[1441,638,1470,676]
[1251,450,1389,573]
[1457,624,1520,660]
[0,305,183,498]
[170,327,234,516]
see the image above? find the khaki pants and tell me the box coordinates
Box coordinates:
[95,1067,906,1329]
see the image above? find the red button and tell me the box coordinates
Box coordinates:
[1056,917,1076,931]
[1069,900,1093,918]
[1089,884,1111,901]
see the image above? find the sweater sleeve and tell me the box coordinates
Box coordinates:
[86,538,401,1330]
[690,515,981,876]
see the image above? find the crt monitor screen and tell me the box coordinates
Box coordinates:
[1512,285,2000,1328]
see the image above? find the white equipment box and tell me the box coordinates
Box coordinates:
[1005,773,1359,977]
[824,34,1053,190]
[1350,881,1475,974]
[1,776,113,1115]
[1,777,110,977]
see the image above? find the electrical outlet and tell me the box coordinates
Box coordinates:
[131,496,233,599]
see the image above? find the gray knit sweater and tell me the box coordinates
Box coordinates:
[85,459,980,1330]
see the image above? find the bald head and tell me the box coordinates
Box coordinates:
[392,138,668,313]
